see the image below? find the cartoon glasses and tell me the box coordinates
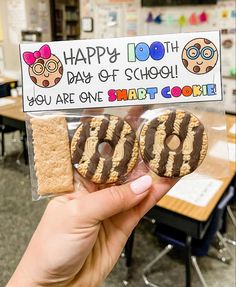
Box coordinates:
[32,59,59,75]
[186,46,216,61]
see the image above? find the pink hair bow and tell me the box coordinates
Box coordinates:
[23,44,51,66]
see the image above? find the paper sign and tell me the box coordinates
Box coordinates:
[0,98,16,106]
[168,177,223,207]
[209,140,236,163]
[7,0,27,45]
[82,17,93,32]
[227,142,236,163]
[20,31,222,112]
[229,122,236,135]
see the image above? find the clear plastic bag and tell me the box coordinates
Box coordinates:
[25,101,229,200]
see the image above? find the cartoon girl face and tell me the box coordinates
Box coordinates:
[23,44,63,88]
[182,38,218,75]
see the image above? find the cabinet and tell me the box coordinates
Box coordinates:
[51,0,80,41]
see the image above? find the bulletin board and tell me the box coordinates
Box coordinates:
[6,0,27,45]
[80,0,139,38]
[80,0,235,37]
[139,0,236,35]
[80,0,236,77]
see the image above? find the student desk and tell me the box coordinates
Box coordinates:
[226,114,236,140]
[154,116,236,225]
[125,113,236,287]
[0,76,17,86]
[0,97,25,130]
[0,96,22,109]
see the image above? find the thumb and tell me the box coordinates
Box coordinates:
[76,175,153,222]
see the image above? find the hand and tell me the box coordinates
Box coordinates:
[7,174,176,287]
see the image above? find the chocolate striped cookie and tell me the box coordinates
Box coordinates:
[71,115,139,184]
[139,109,208,178]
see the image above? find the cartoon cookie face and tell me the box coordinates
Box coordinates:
[23,44,63,88]
[29,55,63,88]
[182,38,218,75]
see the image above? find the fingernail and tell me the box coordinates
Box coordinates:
[130,175,152,194]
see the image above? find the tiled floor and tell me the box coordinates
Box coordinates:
[0,133,235,286]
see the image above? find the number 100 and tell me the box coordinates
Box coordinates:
[127,42,165,62]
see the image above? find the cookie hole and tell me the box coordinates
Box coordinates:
[98,142,113,159]
[165,134,181,151]
[91,127,96,131]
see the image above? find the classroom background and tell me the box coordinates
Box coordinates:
[0,0,235,286]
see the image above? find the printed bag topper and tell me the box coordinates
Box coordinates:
[20,31,222,112]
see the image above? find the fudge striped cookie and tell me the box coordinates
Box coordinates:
[71,115,139,184]
[139,109,208,178]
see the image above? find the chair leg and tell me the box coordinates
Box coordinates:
[22,132,28,164]
[122,266,133,286]
[1,131,5,157]
[142,244,173,287]
[122,230,136,286]
[143,216,156,224]
[125,229,135,267]
[224,237,236,246]
[185,235,192,287]
[221,205,236,247]
[227,206,236,228]
[191,256,208,287]
[215,232,232,263]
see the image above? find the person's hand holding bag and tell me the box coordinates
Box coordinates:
[7,173,176,287]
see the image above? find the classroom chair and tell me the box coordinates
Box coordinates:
[0,121,17,157]
[224,202,236,246]
[142,187,234,287]
[0,123,27,164]
[222,183,236,247]
[0,81,18,97]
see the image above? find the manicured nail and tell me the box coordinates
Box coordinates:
[130,175,152,194]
